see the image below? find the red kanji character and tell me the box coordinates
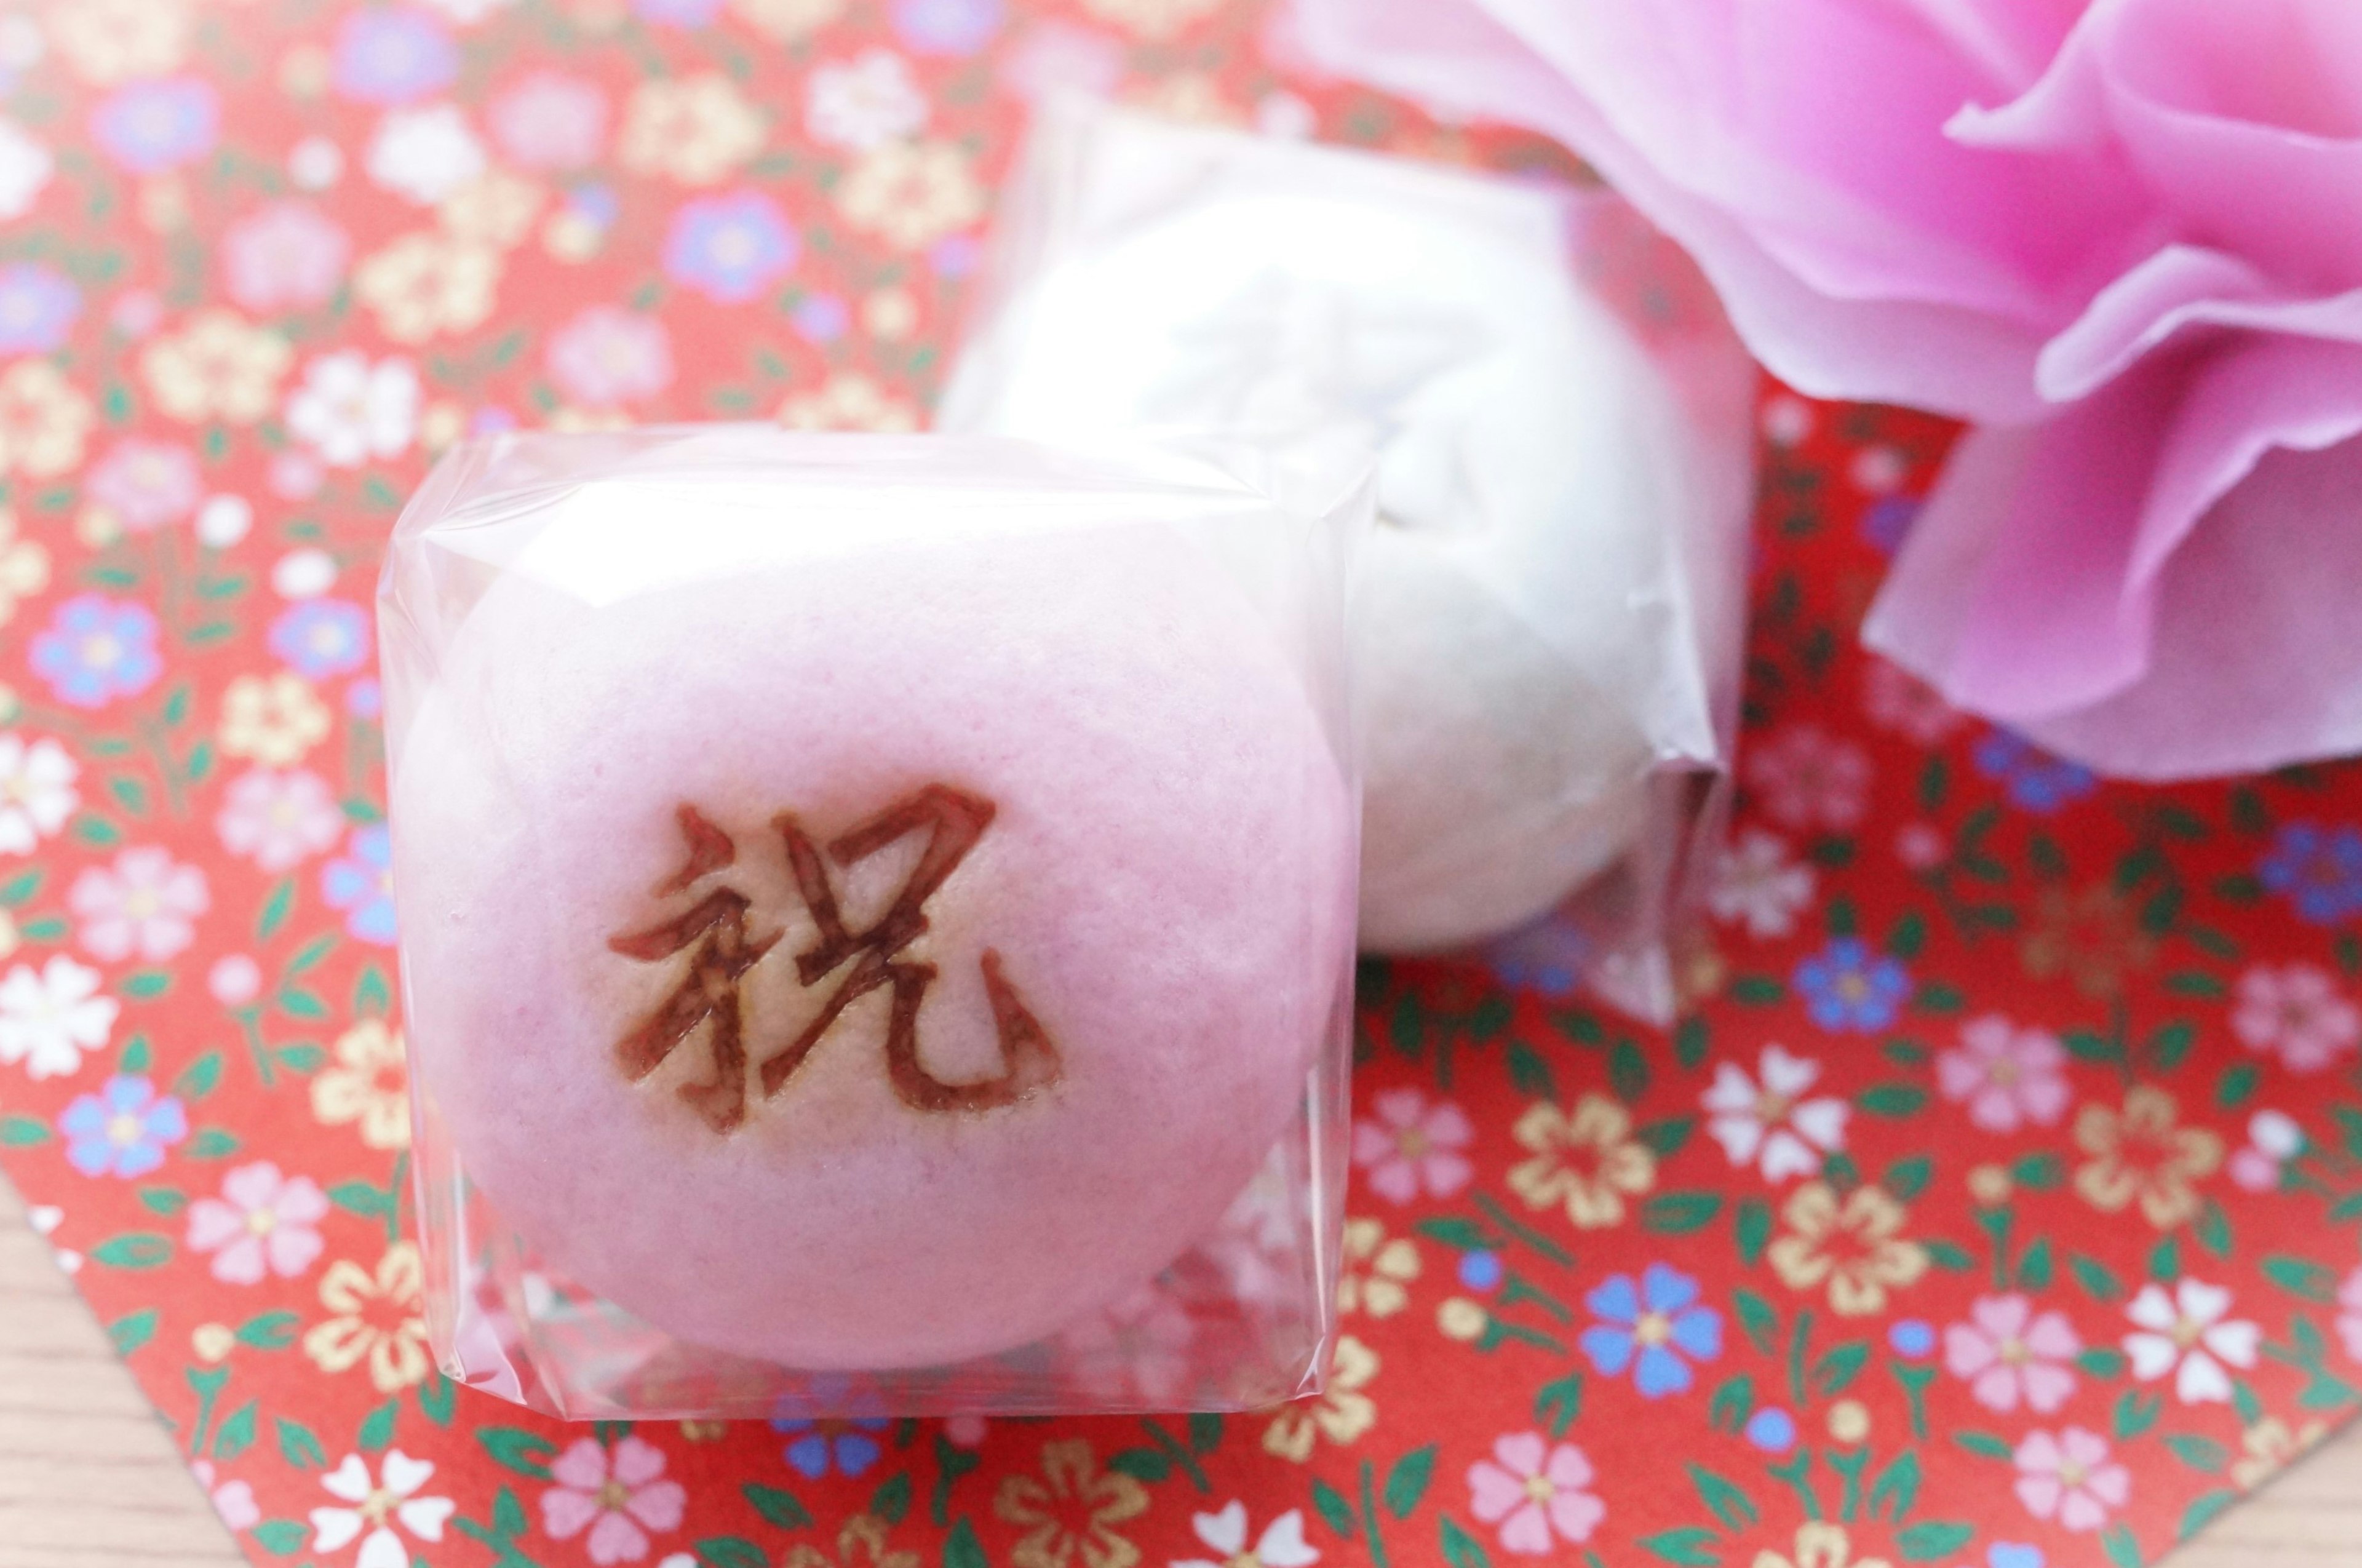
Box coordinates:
[765,784,1061,1110]
[608,805,779,1132]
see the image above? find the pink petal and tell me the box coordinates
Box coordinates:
[2024,1311,2083,1359]
[1421,1152,1474,1198]
[1492,1431,1546,1479]
[540,1489,601,1543]
[220,1162,285,1212]
[1946,1324,2000,1377]
[1548,1490,1605,1544]
[1422,1102,1475,1148]
[1467,1461,1527,1524]
[623,1479,685,1532]
[2015,1473,2064,1521]
[587,1509,649,1566]
[608,1436,667,1489]
[186,1199,249,1252]
[2057,1489,2109,1532]
[1544,1443,1595,1490]
[1363,1158,1420,1206]
[276,1177,332,1225]
[1496,1500,1557,1556]
[2021,1361,2077,1414]
[1972,1365,2023,1412]
[209,1236,267,1287]
[266,1225,324,1278]
[547,1438,610,1492]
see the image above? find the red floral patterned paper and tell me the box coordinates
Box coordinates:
[2,4,2361,1568]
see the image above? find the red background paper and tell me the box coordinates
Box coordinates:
[2,4,2360,1567]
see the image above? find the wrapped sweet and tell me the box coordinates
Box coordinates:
[383,428,1366,1411]
[941,103,1757,998]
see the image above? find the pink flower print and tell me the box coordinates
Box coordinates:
[1060,1283,1196,1404]
[1937,1016,2072,1133]
[541,1436,686,1564]
[1353,1088,1473,1204]
[186,1160,329,1285]
[85,437,202,531]
[192,1460,260,1532]
[545,305,673,409]
[1862,656,1966,746]
[2232,964,2360,1074]
[2014,1427,2129,1534]
[488,70,610,171]
[221,201,351,313]
[1743,724,1872,834]
[2338,1265,2362,1367]
[216,767,345,872]
[1466,1433,1604,1556]
[68,845,208,962]
[1944,1293,2081,1414]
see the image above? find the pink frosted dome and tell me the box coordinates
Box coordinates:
[390,477,1354,1369]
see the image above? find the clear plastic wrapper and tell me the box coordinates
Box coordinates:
[380,426,1369,1417]
[940,101,1759,1022]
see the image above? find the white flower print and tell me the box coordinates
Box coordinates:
[309,1450,453,1568]
[2123,1279,2259,1405]
[0,116,51,220]
[1172,1501,1319,1568]
[285,352,420,469]
[805,50,927,151]
[0,733,78,854]
[1702,1045,1848,1182]
[365,103,486,206]
[1706,828,1815,939]
[0,954,117,1078]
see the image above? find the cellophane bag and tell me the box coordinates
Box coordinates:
[380,426,1370,1417]
[939,101,1758,1024]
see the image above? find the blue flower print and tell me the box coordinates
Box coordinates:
[60,1076,188,1179]
[1580,1263,1720,1398]
[662,191,798,304]
[1487,913,1588,999]
[1987,1548,2044,1568]
[1973,730,2097,814]
[1859,495,1920,557]
[89,77,219,175]
[330,6,458,105]
[1458,1249,1503,1292]
[1794,937,1910,1032]
[0,262,81,354]
[1888,1319,1936,1359]
[2260,821,2362,926]
[891,0,1003,56]
[269,599,373,680]
[773,1417,888,1479]
[324,824,398,945]
[1743,1406,1797,1453]
[31,595,162,710]
[792,292,849,344]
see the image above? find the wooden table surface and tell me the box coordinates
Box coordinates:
[0,1174,2354,1568]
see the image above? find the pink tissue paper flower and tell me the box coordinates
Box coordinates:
[1291,0,2362,779]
